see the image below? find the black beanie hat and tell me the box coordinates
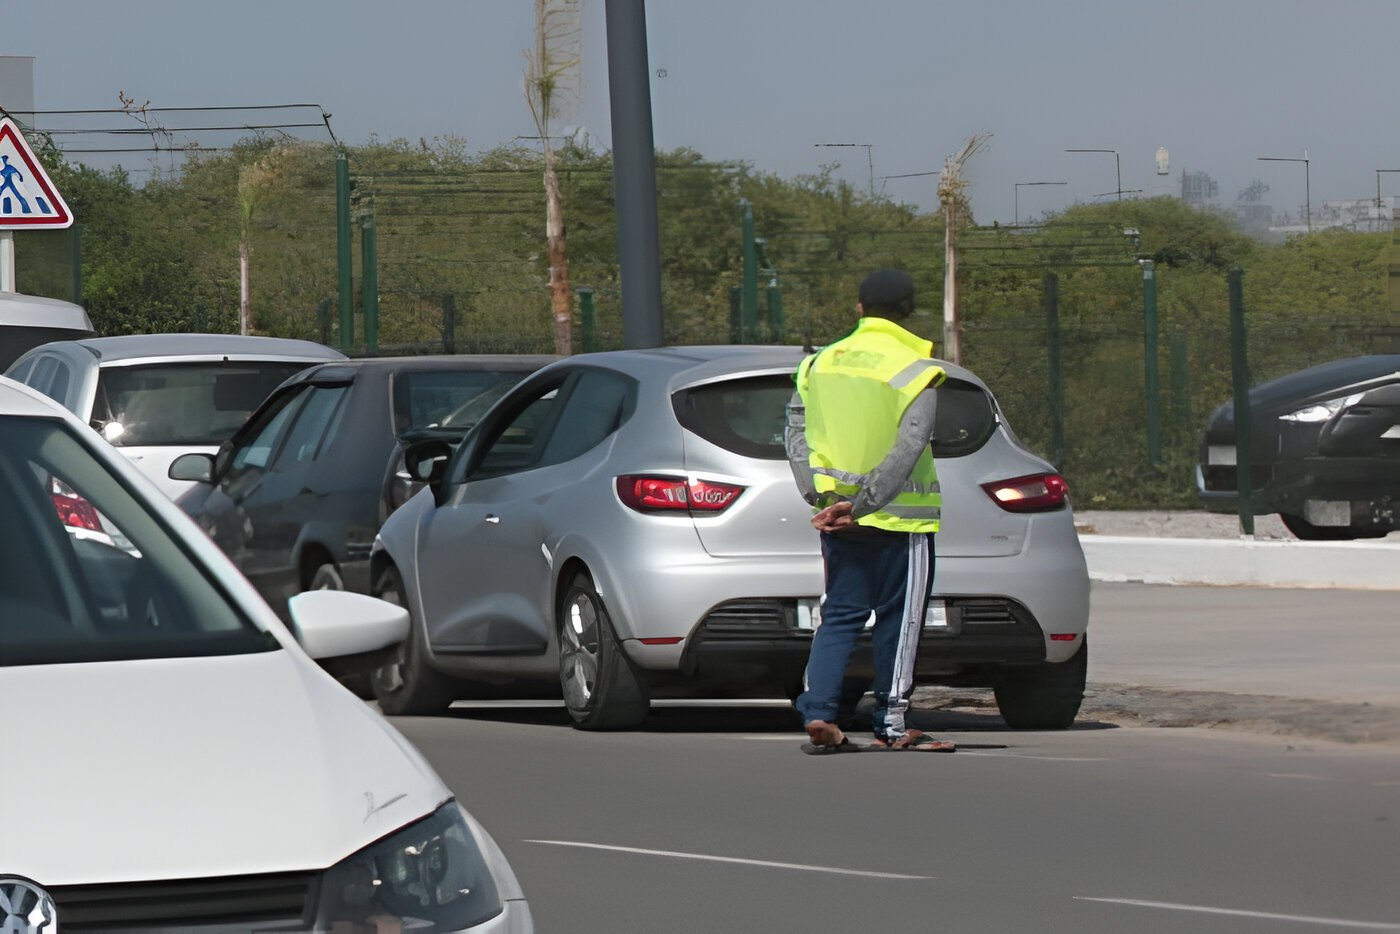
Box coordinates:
[858,269,915,318]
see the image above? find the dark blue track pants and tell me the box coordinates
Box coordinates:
[795,530,935,740]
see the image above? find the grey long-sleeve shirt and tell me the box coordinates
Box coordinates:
[785,387,938,519]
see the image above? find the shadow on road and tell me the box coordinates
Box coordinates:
[437,698,1120,738]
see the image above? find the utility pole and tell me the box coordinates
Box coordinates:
[938,133,992,365]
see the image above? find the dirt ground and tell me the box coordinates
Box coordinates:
[1073,509,1295,540]
[910,685,1400,749]
[1072,509,1400,542]
[907,509,1400,746]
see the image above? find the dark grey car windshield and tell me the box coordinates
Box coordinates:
[0,417,278,666]
[94,361,313,446]
[395,368,537,435]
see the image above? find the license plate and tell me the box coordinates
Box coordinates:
[1207,445,1237,466]
[796,599,948,630]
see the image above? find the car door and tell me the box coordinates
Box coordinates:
[234,383,350,595]
[416,367,634,656]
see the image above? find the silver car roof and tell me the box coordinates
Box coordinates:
[25,333,349,365]
[564,344,991,395]
[0,293,94,331]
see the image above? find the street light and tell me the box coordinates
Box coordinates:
[1014,181,1067,225]
[1066,148,1121,201]
[815,142,874,197]
[1258,154,1310,233]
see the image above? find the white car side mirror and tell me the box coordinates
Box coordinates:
[286,590,410,660]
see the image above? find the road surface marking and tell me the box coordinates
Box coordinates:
[1263,772,1341,782]
[1074,897,1400,930]
[958,752,1105,761]
[525,840,931,880]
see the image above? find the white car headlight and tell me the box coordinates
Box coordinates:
[1278,392,1363,423]
[314,802,504,930]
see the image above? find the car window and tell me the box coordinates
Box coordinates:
[673,374,792,460]
[27,355,66,403]
[272,384,348,467]
[535,368,635,467]
[930,378,998,458]
[0,416,277,666]
[393,368,534,435]
[6,355,35,382]
[95,361,312,447]
[226,388,310,483]
[468,385,563,481]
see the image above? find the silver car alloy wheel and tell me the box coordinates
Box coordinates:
[371,570,406,694]
[560,591,601,709]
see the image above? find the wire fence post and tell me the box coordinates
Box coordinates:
[442,293,457,354]
[1142,259,1161,468]
[335,152,353,350]
[1228,266,1254,537]
[577,287,596,353]
[1044,271,1065,469]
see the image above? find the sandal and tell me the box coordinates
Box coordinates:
[871,730,956,753]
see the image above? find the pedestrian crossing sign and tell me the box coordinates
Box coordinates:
[0,116,73,229]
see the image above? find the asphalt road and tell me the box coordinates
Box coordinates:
[397,709,1400,934]
[391,582,1400,933]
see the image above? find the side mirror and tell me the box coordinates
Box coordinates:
[169,452,215,484]
[403,438,453,494]
[286,590,410,660]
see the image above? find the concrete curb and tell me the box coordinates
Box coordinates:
[1080,535,1400,590]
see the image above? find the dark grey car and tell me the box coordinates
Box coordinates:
[1197,354,1400,539]
[175,355,554,619]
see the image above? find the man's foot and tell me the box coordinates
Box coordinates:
[806,719,846,747]
[800,719,863,755]
[870,729,956,752]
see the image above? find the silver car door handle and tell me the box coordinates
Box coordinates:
[484,514,501,524]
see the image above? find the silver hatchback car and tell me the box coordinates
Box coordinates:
[370,346,1090,730]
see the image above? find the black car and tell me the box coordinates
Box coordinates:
[1197,354,1400,539]
[173,354,555,615]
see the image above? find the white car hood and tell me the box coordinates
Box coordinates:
[0,649,448,886]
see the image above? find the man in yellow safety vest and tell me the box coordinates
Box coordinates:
[785,269,956,754]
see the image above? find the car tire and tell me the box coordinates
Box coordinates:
[370,565,457,716]
[993,637,1088,730]
[1279,512,1387,541]
[558,571,650,731]
[308,561,345,590]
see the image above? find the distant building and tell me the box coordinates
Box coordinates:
[1180,170,1218,207]
[1313,197,1396,233]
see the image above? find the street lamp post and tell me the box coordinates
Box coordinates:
[815,142,875,197]
[1258,155,1311,233]
[1066,148,1121,201]
[1015,181,1067,225]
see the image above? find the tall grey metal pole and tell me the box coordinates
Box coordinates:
[605,0,664,349]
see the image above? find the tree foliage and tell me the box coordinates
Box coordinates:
[11,139,1396,510]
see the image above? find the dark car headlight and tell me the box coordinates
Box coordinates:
[1279,393,1363,423]
[314,802,503,930]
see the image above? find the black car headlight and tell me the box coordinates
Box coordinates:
[314,802,503,931]
[1279,393,1363,423]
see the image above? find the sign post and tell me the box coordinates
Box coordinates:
[0,116,75,291]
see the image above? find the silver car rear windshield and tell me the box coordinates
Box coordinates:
[0,417,278,666]
[673,373,997,460]
[94,361,314,447]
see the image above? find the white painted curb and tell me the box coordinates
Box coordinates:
[1080,535,1400,591]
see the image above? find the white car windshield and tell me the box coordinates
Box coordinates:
[93,361,314,447]
[0,415,279,666]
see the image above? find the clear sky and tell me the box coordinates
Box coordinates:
[5,0,1398,226]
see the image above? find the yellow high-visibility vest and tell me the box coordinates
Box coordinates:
[796,317,945,533]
